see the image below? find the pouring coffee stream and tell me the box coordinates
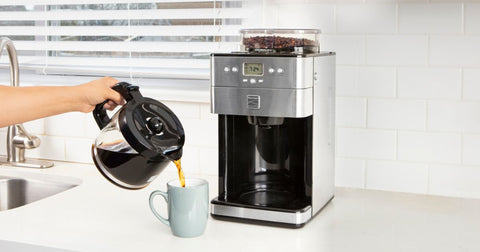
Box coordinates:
[91,82,186,189]
[174,159,185,187]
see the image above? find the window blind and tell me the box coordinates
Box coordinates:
[0,0,258,79]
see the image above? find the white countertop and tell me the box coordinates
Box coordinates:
[0,161,478,252]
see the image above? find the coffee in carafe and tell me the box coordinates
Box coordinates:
[92,82,185,190]
[92,144,169,189]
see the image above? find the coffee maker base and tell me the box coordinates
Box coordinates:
[210,213,306,229]
[210,197,333,228]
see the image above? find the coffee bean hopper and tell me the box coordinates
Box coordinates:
[210,29,335,227]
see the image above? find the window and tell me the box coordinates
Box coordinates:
[0,0,259,80]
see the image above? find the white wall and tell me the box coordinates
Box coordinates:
[2,0,480,199]
[264,0,480,199]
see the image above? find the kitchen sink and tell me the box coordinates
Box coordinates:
[0,174,80,211]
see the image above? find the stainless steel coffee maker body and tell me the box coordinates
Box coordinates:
[210,52,335,227]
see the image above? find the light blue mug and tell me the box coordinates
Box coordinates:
[149,178,209,238]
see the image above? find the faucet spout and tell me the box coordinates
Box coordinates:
[0,37,19,87]
[0,37,53,169]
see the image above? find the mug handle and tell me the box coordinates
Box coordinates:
[149,190,170,226]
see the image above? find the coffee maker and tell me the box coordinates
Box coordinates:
[210,29,335,227]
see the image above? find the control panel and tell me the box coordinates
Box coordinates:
[223,63,286,86]
[211,55,314,89]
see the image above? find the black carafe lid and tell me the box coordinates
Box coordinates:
[94,82,185,161]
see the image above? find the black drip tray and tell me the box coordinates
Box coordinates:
[238,189,302,209]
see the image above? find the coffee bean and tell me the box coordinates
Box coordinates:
[243,36,316,52]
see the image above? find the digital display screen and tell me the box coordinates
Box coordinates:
[243,63,263,76]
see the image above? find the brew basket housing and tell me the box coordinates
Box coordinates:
[240,29,320,54]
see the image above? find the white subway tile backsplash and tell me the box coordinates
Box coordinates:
[336,97,366,127]
[199,147,218,176]
[178,146,200,174]
[336,66,358,96]
[462,134,480,165]
[336,128,396,160]
[277,4,336,33]
[398,131,460,164]
[181,118,218,148]
[23,119,45,135]
[321,35,365,65]
[84,114,101,139]
[465,4,480,34]
[368,99,426,130]
[335,158,365,188]
[430,36,480,67]
[337,4,396,34]
[336,66,396,97]
[366,36,428,66]
[397,68,461,99]
[26,135,65,161]
[65,138,94,163]
[429,165,480,198]
[463,69,480,101]
[357,67,396,97]
[366,160,428,194]
[45,112,85,137]
[1,120,44,134]
[200,103,216,120]
[428,101,480,133]
[398,3,462,34]
[161,101,201,119]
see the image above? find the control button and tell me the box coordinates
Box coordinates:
[258,79,264,83]
[250,78,257,84]
[268,68,275,74]
[231,67,238,72]
[242,79,248,83]
[224,66,230,72]
[277,68,284,73]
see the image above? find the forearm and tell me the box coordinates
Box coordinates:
[0,77,122,128]
[0,85,83,127]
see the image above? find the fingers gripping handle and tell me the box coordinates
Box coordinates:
[92,101,111,129]
[92,82,140,129]
[149,190,170,226]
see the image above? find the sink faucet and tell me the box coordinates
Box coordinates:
[0,37,53,168]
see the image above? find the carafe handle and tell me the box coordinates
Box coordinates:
[92,82,141,129]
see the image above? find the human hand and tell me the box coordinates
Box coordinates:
[75,77,125,112]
